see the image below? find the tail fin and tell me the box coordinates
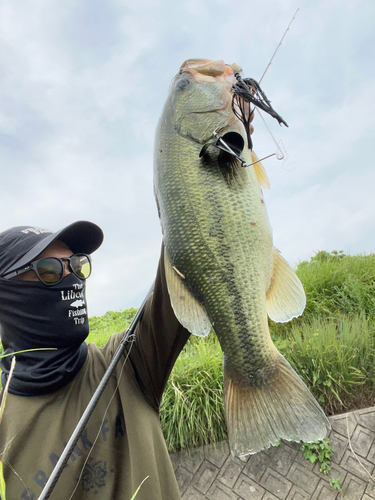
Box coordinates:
[224,353,331,457]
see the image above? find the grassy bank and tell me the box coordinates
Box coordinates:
[270,250,375,337]
[88,251,375,452]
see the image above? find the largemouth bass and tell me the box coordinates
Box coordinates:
[154,59,330,456]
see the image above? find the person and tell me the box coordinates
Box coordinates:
[0,221,190,500]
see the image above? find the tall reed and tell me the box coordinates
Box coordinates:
[160,335,226,452]
[275,314,375,415]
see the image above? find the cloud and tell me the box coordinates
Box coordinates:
[0,0,374,315]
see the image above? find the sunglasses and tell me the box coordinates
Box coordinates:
[3,254,92,286]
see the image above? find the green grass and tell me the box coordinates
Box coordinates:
[275,314,375,415]
[298,251,375,318]
[88,308,138,346]
[160,334,226,452]
[270,250,375,338]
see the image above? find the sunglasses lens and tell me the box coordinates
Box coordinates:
[36,258,64,284]
[70,254,91,279]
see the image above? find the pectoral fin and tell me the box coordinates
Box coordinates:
[252,151,270,189]
[266,248,306,322]
[164,250,211,337]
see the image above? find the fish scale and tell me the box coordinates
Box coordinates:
[157,134,273,376]
[154,59,330,456]
[161,138,271,341]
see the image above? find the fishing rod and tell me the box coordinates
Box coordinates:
[256,8,299,160]
[259,8,299,84]
[37,284,154,500]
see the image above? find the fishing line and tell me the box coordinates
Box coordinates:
[205,11,299,168]
[2,458,29,495]
[67,336,136,500]
[278,140,296,171]
[255,108,285,160]
[255,9,299,162]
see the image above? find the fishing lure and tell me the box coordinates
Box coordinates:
[231,73,288,150]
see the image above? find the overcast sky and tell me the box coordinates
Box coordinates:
[0,0,374,316]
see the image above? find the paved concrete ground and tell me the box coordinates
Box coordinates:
[170,406,375,500]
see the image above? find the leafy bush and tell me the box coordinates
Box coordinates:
[301,438,333,474]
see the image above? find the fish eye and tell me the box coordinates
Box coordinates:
[175,78,190,91]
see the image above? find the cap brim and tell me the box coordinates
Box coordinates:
[5,221,104,275]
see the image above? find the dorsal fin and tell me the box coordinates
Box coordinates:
[252,151,270,189]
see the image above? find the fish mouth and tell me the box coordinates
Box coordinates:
[179,59,239,90]
[180,60,254,149]
[179,59,288,150]
[179,60,252,147]
[179,59,240,114]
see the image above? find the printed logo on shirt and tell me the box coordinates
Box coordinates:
[81,458,107,493]
[70,299,85,309]
[20,415,125,499]
[61,283,87,326]
[20,228,53,235]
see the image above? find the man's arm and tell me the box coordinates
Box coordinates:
[125,244,191,411]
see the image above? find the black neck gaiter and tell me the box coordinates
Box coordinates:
[0,273,89,396]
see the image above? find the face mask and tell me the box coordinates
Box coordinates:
[0,273,89,396]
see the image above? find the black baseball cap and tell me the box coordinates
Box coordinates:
[0,221,104,277]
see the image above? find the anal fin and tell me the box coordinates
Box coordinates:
[164,250,211,337]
